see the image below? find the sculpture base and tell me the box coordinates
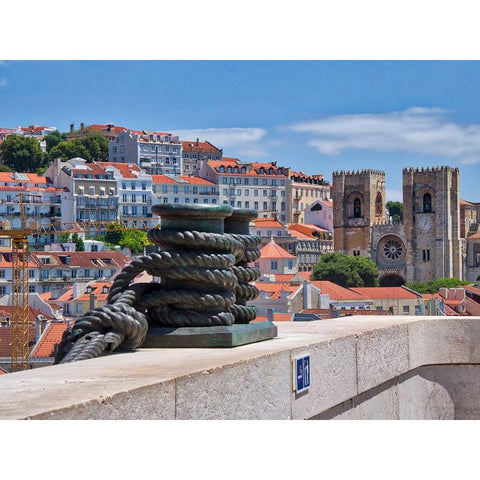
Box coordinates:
[142,322,278,348]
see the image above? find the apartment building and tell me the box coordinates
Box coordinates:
[289,171,331,224]
[109,130,182,175]
[196,158,291,222]
[45,158,119,224]
[181,139,222,175]
[0,250,130,295]
[152,175,219,206]
[97,162,156,228]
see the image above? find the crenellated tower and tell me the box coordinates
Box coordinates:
[402,166,462,282]
[332,169,386,257]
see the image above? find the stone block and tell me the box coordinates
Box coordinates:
[354,379,399,420]
[30,381,176,420]
[291,335,357,420]
[356,324,409,393]
[175,351,291,420]
[397,368,454,420]
[409,318,480,369]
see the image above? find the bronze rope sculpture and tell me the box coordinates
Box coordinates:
[54,205,262,364]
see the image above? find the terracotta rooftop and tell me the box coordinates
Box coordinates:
[0,326,36,358]
[254,282,301,299]
[251,313,292,323]
[311,280,367,301]
[252,217,285,230]
[182,140,222,153]
[152,175,215,186]
[259,239,296,259]
[31,321,70,358]
[97,162,141,179]
[350,286,422,300]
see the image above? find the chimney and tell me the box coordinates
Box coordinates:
[303,281,312,309]
[70,123,74,133]
[196,138,199,145]
[80,122,84,130]
[89,293,96,311]
[267,308,274,322]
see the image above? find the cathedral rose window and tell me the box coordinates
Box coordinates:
[382,237,404,261]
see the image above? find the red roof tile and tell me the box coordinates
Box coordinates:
[350,287,422,300]
[97,162,141,179]
[254,282,300,299]
[260,240,296,259]
[311,280,367,301]
[182,140,222,153]
[31,322,70,358]
[0,326,36,357]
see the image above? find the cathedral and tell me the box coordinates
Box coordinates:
[332,166,464,286]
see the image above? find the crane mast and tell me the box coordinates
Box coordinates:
[10,194,32,372]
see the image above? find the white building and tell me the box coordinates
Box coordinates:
[109,130,182,176]
[304,199,334,232]
[196,158,291,222]
[152,175,219,206]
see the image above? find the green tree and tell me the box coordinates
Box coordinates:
[71,232,85,251]
[80,135,109,161]
[49,140,91,162]
[405,277,472,294]
[311,252,379,287]
[104,223,123,246]
[44,130,67,152]
[118,229,150,255]
[0,134,47,172]
[386,201,403,222]
[58,233,71,243]
[0,164,12,172]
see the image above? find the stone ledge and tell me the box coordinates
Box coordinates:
[1,316,479,420]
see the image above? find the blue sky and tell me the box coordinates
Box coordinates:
[2,60,480,201]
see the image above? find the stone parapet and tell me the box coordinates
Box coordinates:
[1,316,480,420]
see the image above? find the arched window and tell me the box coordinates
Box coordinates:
[423,193,432,213]
[354,198,361,218]
[375,192,382,215]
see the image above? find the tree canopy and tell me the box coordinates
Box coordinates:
[44,130,67,152]
[0,134,47,172]
[405,278,472,294]
[311,252,379,287]
[48,134,109,162]
[386,201,403,222]
[104,224,150,255]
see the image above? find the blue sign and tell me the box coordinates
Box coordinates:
[295,354,310,393]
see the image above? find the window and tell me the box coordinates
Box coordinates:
[173,186,179,194]
[403,305,410,314]
[288,260,293,270]
[353,198,361,218]
[237,189,241,196]
[222,178,228,184]
[267,230,272,237]
[254,202,258,210]
[29,270,34,278]
[271,260,278,271]
[174,198,179,204]
[237,201,242,208]
[263,190,268,197]
[254,178,258,185]
[0,286,6,295]
[185,198,190,203]
[423,249,430,261]
[0,270,4,278]
[263,202,268,210]
[142,183,146,190]
[29,285,36,293]
[244,178,249,185]
[262,179,267,185]
[162,185,168,194]
[245,201,250,208]
[89,187,95,196]
[423,193,432,212]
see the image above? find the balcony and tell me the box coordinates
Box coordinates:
[2,316,480,419]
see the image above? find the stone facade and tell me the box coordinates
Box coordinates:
[333,166,462,285]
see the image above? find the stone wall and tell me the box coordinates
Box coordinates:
[2,316,480,420]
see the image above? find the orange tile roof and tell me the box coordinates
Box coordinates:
[311,280,367,301]
[289,224,329,236]
[151,175,215,186]
[0,326,36,357]
[251,313,292,322]
[182,140,222,153]
[77,281,112,301]
[259,240,296,259]
[254,282,300,299]
[252,217,285,229]
[31,322,70,358]
[0,172,49,184]
[85,124,128,134]
[97,162,141,179]
[287,229,312,239]
[350,287,421,300]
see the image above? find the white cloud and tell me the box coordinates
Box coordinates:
[287,107,480,164]
[0,78,6,87]
[172,127,269,158]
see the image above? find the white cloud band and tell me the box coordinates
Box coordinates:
[287,107,480,164]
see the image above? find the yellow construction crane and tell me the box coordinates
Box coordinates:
[10,194,35,372]
[7,212,158,371]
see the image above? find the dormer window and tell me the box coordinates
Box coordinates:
[86,286,93,293]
